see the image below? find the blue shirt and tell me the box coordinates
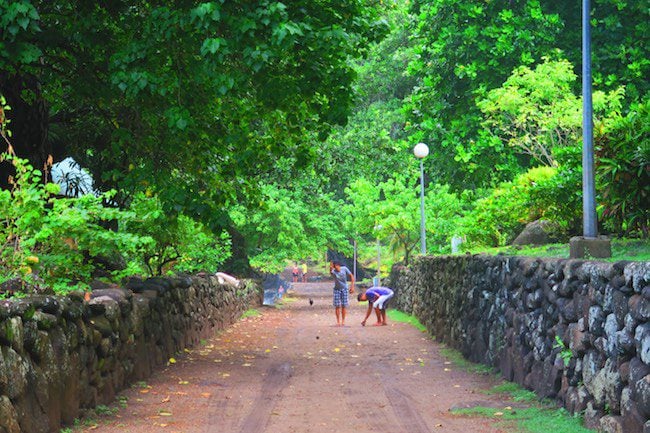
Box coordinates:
[331,266,352,290]
[365,286,393,302]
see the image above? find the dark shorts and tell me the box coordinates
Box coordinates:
[333,288,349,307]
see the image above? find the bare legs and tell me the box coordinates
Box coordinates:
[372,308,388,326]
[335,307,347,326]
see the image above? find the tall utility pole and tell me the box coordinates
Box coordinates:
[570,0,611,258]
[582,0,597,238]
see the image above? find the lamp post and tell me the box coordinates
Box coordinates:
[582,0,597,238]
[568,0,611,258]
[413,142,429,255]
[374,224,382,286]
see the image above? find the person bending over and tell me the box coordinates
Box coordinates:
[358,286,394,326]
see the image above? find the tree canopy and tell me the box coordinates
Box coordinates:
[1,0,647,286]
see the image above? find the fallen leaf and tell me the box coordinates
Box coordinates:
[178,380,189,385]
[159,410,173,417]
[140,390,149,394]
[201,393,211,398]
[494,412,504,417]
[168,358,177,364]
[161,396,170,403]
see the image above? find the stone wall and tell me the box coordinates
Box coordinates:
[387,255,649,432]
[0,275,259,433]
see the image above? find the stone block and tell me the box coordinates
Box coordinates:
[569,236,612,259]
[0,396,20,433]
[635,374,650,418]
[636,323,650,364]
[599,415,624,433]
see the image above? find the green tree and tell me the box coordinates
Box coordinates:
[344,175,463,264]
[0,1,386,219]
[477,58,624,167]
[597,100,650,237]
[406,0,562,187]
[229,183,348,273]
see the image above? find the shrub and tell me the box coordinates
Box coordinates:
[121,193,231,275]
[459,167,557,247]
[597,100,649,237]
[0,153,151,293]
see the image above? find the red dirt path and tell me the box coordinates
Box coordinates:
[78,282,516,433]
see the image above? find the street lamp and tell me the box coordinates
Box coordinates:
[413,142,429,255]
[374,224,382,286]
[568,0,611,258]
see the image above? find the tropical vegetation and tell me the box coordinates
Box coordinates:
[1,0,647,294]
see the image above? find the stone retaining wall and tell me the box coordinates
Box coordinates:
[0,275,259,433]
[387,255,649,432]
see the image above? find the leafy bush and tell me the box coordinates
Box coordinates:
[459,167,557,247]
[597,100,649,237]
[528,146,582,236]
[0,153,151,293]
[121,193,231,275]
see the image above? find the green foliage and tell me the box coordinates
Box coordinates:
[345,176,419,265]
[0,155,232,295]
[1,1,387,232]
[459,167,558,247]
[121,194,231,276]
[478,58,624,167]
[229,183,347,273]
[484,382,539,403]
[552,336,573,368]
[597,100,650,237]
[406,0,563,187]
[241,308,261,319]
[0,154,151,293]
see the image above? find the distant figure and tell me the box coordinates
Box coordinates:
[330,260,355,326]
[309,298,314,306]
[358,286,394,326]
[292,263,299,282]
[301,262,308,282]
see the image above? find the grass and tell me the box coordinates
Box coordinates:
[241,308,261,318]
[483,381,539,403]
[438,346,496,375]
[470,237,649,262]
[453,406,592,433]
[452,381,593,433]
[387,309,427,332]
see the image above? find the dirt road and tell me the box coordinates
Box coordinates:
[79,282,513,433]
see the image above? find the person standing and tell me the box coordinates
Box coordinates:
[292,263,300,282]
[301,262,308,282]
[358,286,394,326]
[330,260,355,326]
